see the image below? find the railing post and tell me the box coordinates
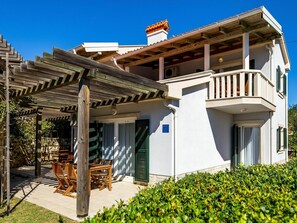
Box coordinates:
[221,76,225,98]
[254,72,262,97]
[232,74,237,97]
[215,77,220,99]
[248,72,253,96]
[240,72,245,96]
[209,77,214,99]
[226,75,231,98]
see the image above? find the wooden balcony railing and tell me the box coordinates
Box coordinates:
[208,69,274,103]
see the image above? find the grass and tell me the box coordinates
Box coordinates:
[0,197,78,223]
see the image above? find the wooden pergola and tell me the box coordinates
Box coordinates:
[0,44,168,216]
[0,35,23,213]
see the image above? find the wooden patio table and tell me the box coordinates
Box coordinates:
[89,164,112,191]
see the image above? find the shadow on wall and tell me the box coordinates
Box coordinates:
[140,100,178,135]
[207,108,232,161]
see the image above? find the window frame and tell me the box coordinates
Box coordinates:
[276,65,287,97]
[277,126,287,152]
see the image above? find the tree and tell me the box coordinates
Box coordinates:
[288,104,297,151]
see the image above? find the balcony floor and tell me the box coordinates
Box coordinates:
[206,96,275,114]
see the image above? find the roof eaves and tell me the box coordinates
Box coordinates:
[279,35,290,71]
[115,6,265,60]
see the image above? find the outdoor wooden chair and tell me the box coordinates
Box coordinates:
[91,159,112,191]
[51,162,69,194]
[64,163,78,198]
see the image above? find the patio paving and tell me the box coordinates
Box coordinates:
[11,165,145,221]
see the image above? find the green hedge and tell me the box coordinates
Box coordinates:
[85,159,297,222]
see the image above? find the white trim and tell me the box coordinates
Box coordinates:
[261,6,282,34]
[234,120,264,127]
[159,70,212,84]
[90,112,139,123]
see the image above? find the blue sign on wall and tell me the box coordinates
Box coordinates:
[162,124,169,133]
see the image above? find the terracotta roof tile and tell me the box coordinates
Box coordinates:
[145,20,170,34]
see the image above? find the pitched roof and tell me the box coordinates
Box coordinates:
[116,6,289,69]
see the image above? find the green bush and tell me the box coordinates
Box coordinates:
[85,159,297,222]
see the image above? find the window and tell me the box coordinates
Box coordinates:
[277,126,287,152]
[276,65,287,96]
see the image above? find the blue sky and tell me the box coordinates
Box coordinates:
[1,0,296,104]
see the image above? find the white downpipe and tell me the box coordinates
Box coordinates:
[163,100,177,182]
[285,86,288,162]
[269,111,273,164]
[112,57,125,71]
[266,45,273,164]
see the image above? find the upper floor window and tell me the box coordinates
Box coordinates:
[276,65,287,97]
[277,126,287,152]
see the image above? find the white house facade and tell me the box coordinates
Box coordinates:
[72,6,290,183]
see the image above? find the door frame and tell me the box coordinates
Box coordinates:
[91,115,138,182]
[234,120,264,164]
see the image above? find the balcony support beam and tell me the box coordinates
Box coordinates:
[159,57,164,80]
[204,44,210,70]
[242,33,249,70]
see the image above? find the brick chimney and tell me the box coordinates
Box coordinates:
[145,20,170,45]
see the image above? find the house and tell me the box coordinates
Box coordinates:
[71,6,290,184]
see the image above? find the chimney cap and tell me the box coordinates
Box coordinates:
[145,20,170,35]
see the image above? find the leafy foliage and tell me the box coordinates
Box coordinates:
[0,98,55,167]
[85,159,297,223]
[289,104,297,151]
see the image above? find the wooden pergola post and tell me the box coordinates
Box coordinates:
[76,77,90,217]
[5,52,10,214]
[35,108,42,177]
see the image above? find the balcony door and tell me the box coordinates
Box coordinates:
[240,127,260,166]
[232,125,260,167]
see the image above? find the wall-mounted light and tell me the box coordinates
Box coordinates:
[240,108,247,113]
[218,57,224,63]
[111,104,117,115]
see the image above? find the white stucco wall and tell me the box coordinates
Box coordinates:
[175,83,232,175]
[250,46,270,76]
[90,100,174,177]
[271,40,288,163]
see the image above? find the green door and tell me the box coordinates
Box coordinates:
[135,119,149,182]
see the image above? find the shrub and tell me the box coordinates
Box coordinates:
[85,159,297,222]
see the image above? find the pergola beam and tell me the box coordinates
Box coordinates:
[53,48,168,93]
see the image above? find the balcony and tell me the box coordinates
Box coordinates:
[206,69,275,114]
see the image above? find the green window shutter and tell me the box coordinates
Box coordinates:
[276,66,281,92]
[277,127,281,152]
[284,128,287,149]
[231,125,240,168]
[283,74,287,96]
[135,119,150,182]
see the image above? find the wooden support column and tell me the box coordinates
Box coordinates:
[242,33,249,70]
[204,44,210,70]
[159,57,164,80]
[76,77,90,217]
[124,66,130,72]
[5,53,10,214]
[35,108,42,177]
